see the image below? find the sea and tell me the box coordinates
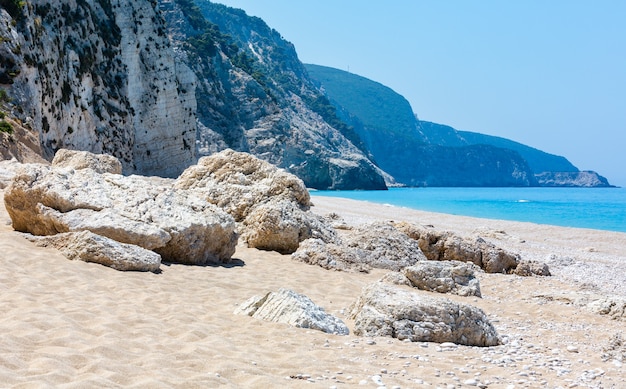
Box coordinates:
[311,187,626,233]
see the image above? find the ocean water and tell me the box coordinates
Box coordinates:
[311,187,626,233]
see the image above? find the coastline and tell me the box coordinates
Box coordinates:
[311,195,626,298]
[1,190,624,387]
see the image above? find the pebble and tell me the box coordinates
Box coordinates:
[464,378,479,386]
[566,345,579,353]
[371,375,384,386]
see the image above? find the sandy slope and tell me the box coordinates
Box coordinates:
[0,191,624,388]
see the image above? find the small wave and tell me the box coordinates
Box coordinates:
[517,199,531,203]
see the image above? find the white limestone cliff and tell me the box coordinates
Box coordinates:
[5,0,196,177]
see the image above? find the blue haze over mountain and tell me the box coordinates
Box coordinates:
[305,64,610,187]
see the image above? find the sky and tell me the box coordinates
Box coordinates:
[215,0,626,186]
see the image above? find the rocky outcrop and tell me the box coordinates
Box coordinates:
[27,231,161,272]
[394,222,521,274]
[291,238,370,272]
[235,288,349,335]
[535,171,614,187]
[3,157,238,265]
[401,261,482,297]
[348,282,500,346]
[3,0,196,177]
[342,222,426,270]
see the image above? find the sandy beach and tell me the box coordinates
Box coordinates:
[1,191,624,388]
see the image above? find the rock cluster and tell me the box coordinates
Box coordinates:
[3,149,341,270]
[235,288,349,335]
[348,282,500,347]
[175,149,338,254]
[3,150,240,270]
[394,221,549,275]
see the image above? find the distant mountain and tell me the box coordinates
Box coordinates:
[305,64,612,187]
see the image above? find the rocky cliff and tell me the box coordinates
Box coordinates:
[535,171,613,187]
[1,0,196,177]
[158,0,386,189]
[0,0,386,188]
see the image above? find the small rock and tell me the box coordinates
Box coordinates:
[371,375,384,386]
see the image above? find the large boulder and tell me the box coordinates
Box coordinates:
[27,231,161,272]
[52,149,122,174]
[235,288,349,335]
[174,149,311,221]
[241,200,338,254]
[4,163,238,265]
[394,222,520,274]
[175,149,330,254]
[401,261,482,297]
[348,282,500,347]
[292,222,427,271]
[342,222,427,271]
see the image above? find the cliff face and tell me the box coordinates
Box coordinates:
[159,0,386,190]
[2,0,196,177]
[535,171,613,188]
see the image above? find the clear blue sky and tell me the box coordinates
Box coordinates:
[215,0,626,186]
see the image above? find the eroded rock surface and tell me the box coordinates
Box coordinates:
[292,222,426,271]
[52,149,122,174]
[348,282,500,346]
[176,149,335,254]
[235,288,349,335]
[402,261,482,297]
[4,160,238,265]
[394,222,522,274]
[27,231,161,272]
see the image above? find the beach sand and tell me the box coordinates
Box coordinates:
[0,191,624,388]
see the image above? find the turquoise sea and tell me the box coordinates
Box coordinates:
[311,187,626,233]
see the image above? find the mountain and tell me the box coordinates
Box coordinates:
[0,1,612,188]
[305,64,612,187]
[159,0,386,189]
[0,0,386,189]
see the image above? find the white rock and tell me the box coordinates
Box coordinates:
[235,288,349,335]
[348,282,500,346]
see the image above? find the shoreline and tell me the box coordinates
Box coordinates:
[310,195,626,298]
[1,190,624,387]
[311,186,626,234]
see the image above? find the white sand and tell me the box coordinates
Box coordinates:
[0,192,624,388]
